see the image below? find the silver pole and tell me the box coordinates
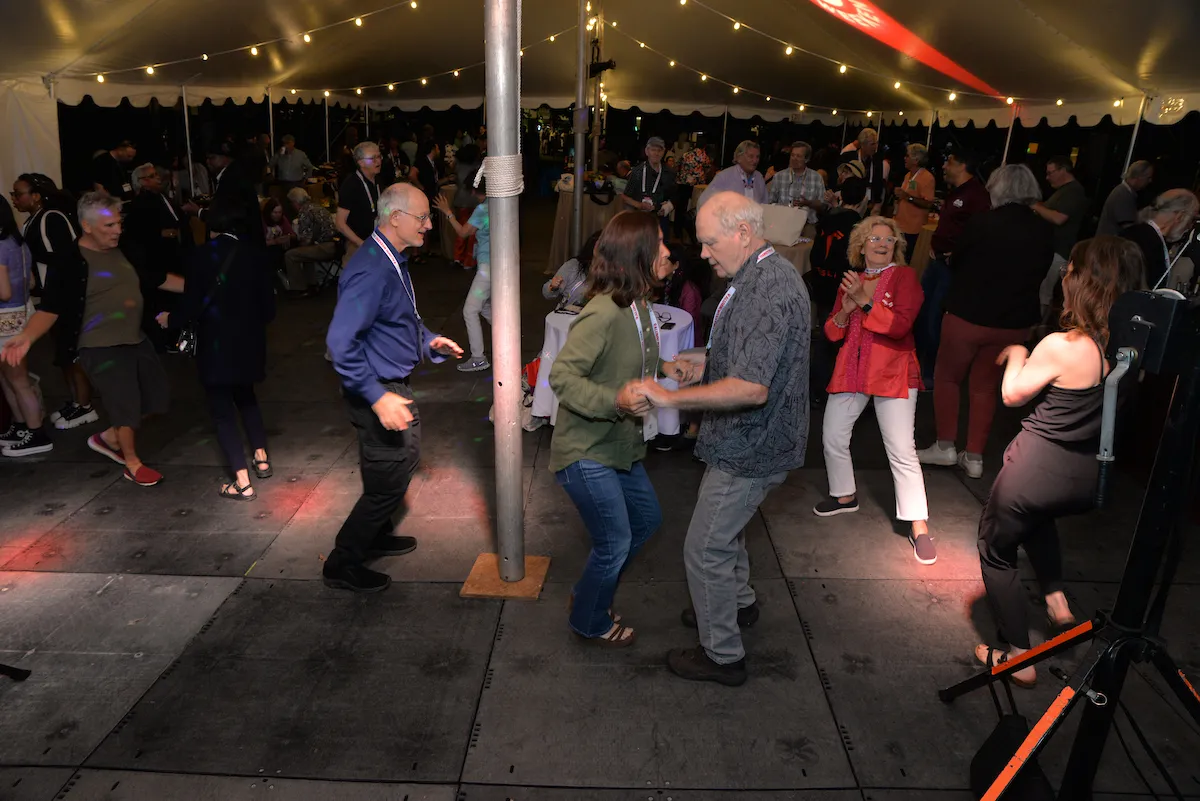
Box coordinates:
[1002,104,1016,165]
[571,0,587,254]
[840,118,848,149]
[267,86,274,150]
[720,107,728,164]
[324,97,331,163]
[590,3,602,171]
[182,86,195,198]
[926,109,935,148]
[485,0,525,581]
[1122,94,1148,174]
[365,100,370,139]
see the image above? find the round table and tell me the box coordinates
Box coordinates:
[531,304,695,435]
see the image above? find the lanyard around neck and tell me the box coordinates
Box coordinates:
[371,231,421,322]
[358,171,377,214]
[641,165,662,196]
[708,247,774,349]
[629,300,661,381]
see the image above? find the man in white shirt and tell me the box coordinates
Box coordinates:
[698,141,767,208]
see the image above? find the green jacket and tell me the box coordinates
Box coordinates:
[548,294,661,473]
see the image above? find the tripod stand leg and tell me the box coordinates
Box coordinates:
[939,620,1096,703]
[1149,646,1200,727]
[0,663,31,681]
[982,683,1084,801]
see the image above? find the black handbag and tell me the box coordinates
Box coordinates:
[176,243,238,357]
[969,669,1055,800]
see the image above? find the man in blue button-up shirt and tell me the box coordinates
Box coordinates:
[324,182,463,592]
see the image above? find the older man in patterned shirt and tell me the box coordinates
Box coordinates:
[283,188,338,293]
[767,140,826,239]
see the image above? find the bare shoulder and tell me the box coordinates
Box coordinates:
[1036,331,1104,385]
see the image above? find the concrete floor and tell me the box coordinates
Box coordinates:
[1,198,1197,801]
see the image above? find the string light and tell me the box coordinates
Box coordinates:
[1056,99,1064,106]
[785,46,793,56]
[1006,96,1014,104]
[866,110,872,117]
[898,110,903,116]
[679,0,686,5]
[355,17,363,25]
[388,83,395,90]
[1113,98,1122,107]
[250,46,258,56]
[145,66,155,75]
[893,81,901,89]
[639,42,645,48]
[798,104,805,111]
[732,86,739,93]
[733,21,740,30]
[356,88,362,95]
[96,75,105,83]
[839,64,847,74]
[303,33,311,43]
[410,0,417,7]
[831,109,838,115]
[765,96,770,101]
[610,20,616,27]
[549,35,555,41]
[948,91,957,101]
[453,70,460,77]
[201,54,209,61]
[700,74,707,81]
[421,78,428,85]
[323,90,330,97]
[290,88,297,94]
[669,60,676,67]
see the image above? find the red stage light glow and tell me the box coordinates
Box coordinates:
[809,0,1000,98]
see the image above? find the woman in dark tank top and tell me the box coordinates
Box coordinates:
[972,236,1144,688]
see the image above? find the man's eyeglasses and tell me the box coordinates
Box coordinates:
[393,209,429,224]
[868,235,897,245]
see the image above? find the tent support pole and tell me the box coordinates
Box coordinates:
[840,118,848,148]
[485,0,525,582]
[590,3,603,172]
[1123,94,1147,174]
[720,107,728,164]
[324,97,331,163]
[926,109,936,148]
[182,86,195,199]
[364,100,370,139]
[1002,105,1015,165]
[267,86,274,151]
[571,0,587,254]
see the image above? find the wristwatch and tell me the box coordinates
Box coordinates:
[861,302,874,315]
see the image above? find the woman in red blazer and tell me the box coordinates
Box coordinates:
[814,216,936,565]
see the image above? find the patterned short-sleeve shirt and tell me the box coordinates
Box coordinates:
[695,246,811,477]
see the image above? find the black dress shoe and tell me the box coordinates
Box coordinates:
[680,602,760,630]
[366,535,418,558]
[666,646,747,686]
[322,563,392,593]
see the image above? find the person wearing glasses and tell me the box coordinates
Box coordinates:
[815,216,935,566]
[324,183,464,593]
[335,142,382,263]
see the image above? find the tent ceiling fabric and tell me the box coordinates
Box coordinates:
[4,0,1200,125]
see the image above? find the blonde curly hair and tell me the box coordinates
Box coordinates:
[847,215,908,269]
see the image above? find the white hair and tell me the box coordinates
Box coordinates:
[78,191,122,224]
[733,140,760,161]
[986,164,1041,208]
[353,141,380,162]
[131,163,157,192]
[703,191,764,238]
[287,187,311,207]
[377,183,422,227]
[1124,160,1153,182]
[1150,188,1199,217]
[905,143,929,167]
[857,128,879,145]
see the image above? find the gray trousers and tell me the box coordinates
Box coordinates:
[684,465,788,664]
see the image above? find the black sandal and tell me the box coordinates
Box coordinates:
[219,481,257,501]
[253,455,273,479]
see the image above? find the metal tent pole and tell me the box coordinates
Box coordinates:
[571,0,587,254]
[590,4,603,171]
[267,86,274,149]
[1002,104,1016,165]
[1123,94,1148,174]
[926,109,936,148]
[324,97,331,163]
[840,118,848,149]
[364,99,370,139]
[485,0,525,581]
[720,107,728,164]
[182,85,195,198]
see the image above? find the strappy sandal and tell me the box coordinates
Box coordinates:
[253,455,273,479]
[576,623,637,648]
[219,481,257,501]
[975,644,1037,689]
[568,592,621,624]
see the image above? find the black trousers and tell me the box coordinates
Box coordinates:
[977,430,1097,649]
[330,381,421,568]
[204,383,268,475]
[673,183,695,243]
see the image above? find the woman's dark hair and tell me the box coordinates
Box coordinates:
[1060,236,1144,346]
[16,173,76,219]
[469,167,487,196]
[662,246,710,306]
[0,196,21,244]
[587,211,661,307]
[575,230,602,269]
[418,139,438,158]
[261,197,284,225]
[207,197,251,237]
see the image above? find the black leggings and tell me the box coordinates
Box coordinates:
[978,430,1097,649]
[204,383,268,475]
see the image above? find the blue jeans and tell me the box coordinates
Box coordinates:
[916,256,951,385]
[556,459,663,637]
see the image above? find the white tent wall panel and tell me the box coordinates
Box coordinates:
[0,78,62,208]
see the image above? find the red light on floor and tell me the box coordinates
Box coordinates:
[809,0,1000,98]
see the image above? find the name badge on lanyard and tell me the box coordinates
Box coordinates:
[630,301,661,441]
[706,247,774,350]
[371,232,421,324]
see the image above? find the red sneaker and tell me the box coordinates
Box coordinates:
[87,433,125,465]
[123,465,163,487]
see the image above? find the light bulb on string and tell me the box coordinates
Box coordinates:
[303,33,311,43]
[1056,99,1064,106]
[732,87,739,94]
[410,0,417,7]
[421,78,428,85]
[898,110,903,116]
[831,109,838,115]
[610,20,616,27]
[669,60,675,67]
[355,17,363,26]
[785,46,793,56]
[700,74,707,81]
[201,54,209,61]
[96,74,105,83]
[550,35,555,41]
[250,46,259,56]
[356,88,362,95]
[1113,98,1122,107]
[146,66,154,75]
[948,91,957,101]
[290,89,297,94]
[453,70,460,77]
[798,104,805,111]
[894,81,901,89]
[733,21,740,30]
[323,90,330,97]
[866,110,872,117]
[1006,97,1014,105]
[639,42,645,48]
[765,96,771,101]
[679,0,686,5]
[839,64,847,74]
[388,83,395,90]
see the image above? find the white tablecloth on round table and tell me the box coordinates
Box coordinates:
[531,304,695,435]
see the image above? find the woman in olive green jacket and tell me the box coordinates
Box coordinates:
[549,211,687,647]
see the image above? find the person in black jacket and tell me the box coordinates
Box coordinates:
[917,165,1054,479]
[184,140,265,246]
[160,197,276,501]
[125,164,191,351]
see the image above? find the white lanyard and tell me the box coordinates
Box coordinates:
[1149,221,1185,290]
[907,168,924,189]
[371,231,421,323]
[641,165,662,196]
[628,300,661,380]
[358,171,377,214]
[219,232,239,241]
[160,194,179,222]
[707,247,774,349]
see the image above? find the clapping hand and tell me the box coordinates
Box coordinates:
[841,271,871,308]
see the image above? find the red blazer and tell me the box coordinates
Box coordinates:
[824,264,924,399]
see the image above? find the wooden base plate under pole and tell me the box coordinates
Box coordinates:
[460,553,551,600]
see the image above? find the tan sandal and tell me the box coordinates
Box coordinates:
[576,623,637,648]
[975,644,1037,689]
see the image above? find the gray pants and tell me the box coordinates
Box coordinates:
[284,242,338,291]
[684,465,788,664]
[1039,252,1068,313]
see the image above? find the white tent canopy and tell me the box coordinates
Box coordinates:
[3,0,1199,191]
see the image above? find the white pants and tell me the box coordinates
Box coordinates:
[464,267,492,359]
[822,389,929,521]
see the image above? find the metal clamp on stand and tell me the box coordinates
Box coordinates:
[1094,346,1136,508]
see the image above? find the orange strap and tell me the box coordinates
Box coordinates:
[982,687,1076,801]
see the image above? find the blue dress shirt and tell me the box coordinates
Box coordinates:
[326,231,444,404]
